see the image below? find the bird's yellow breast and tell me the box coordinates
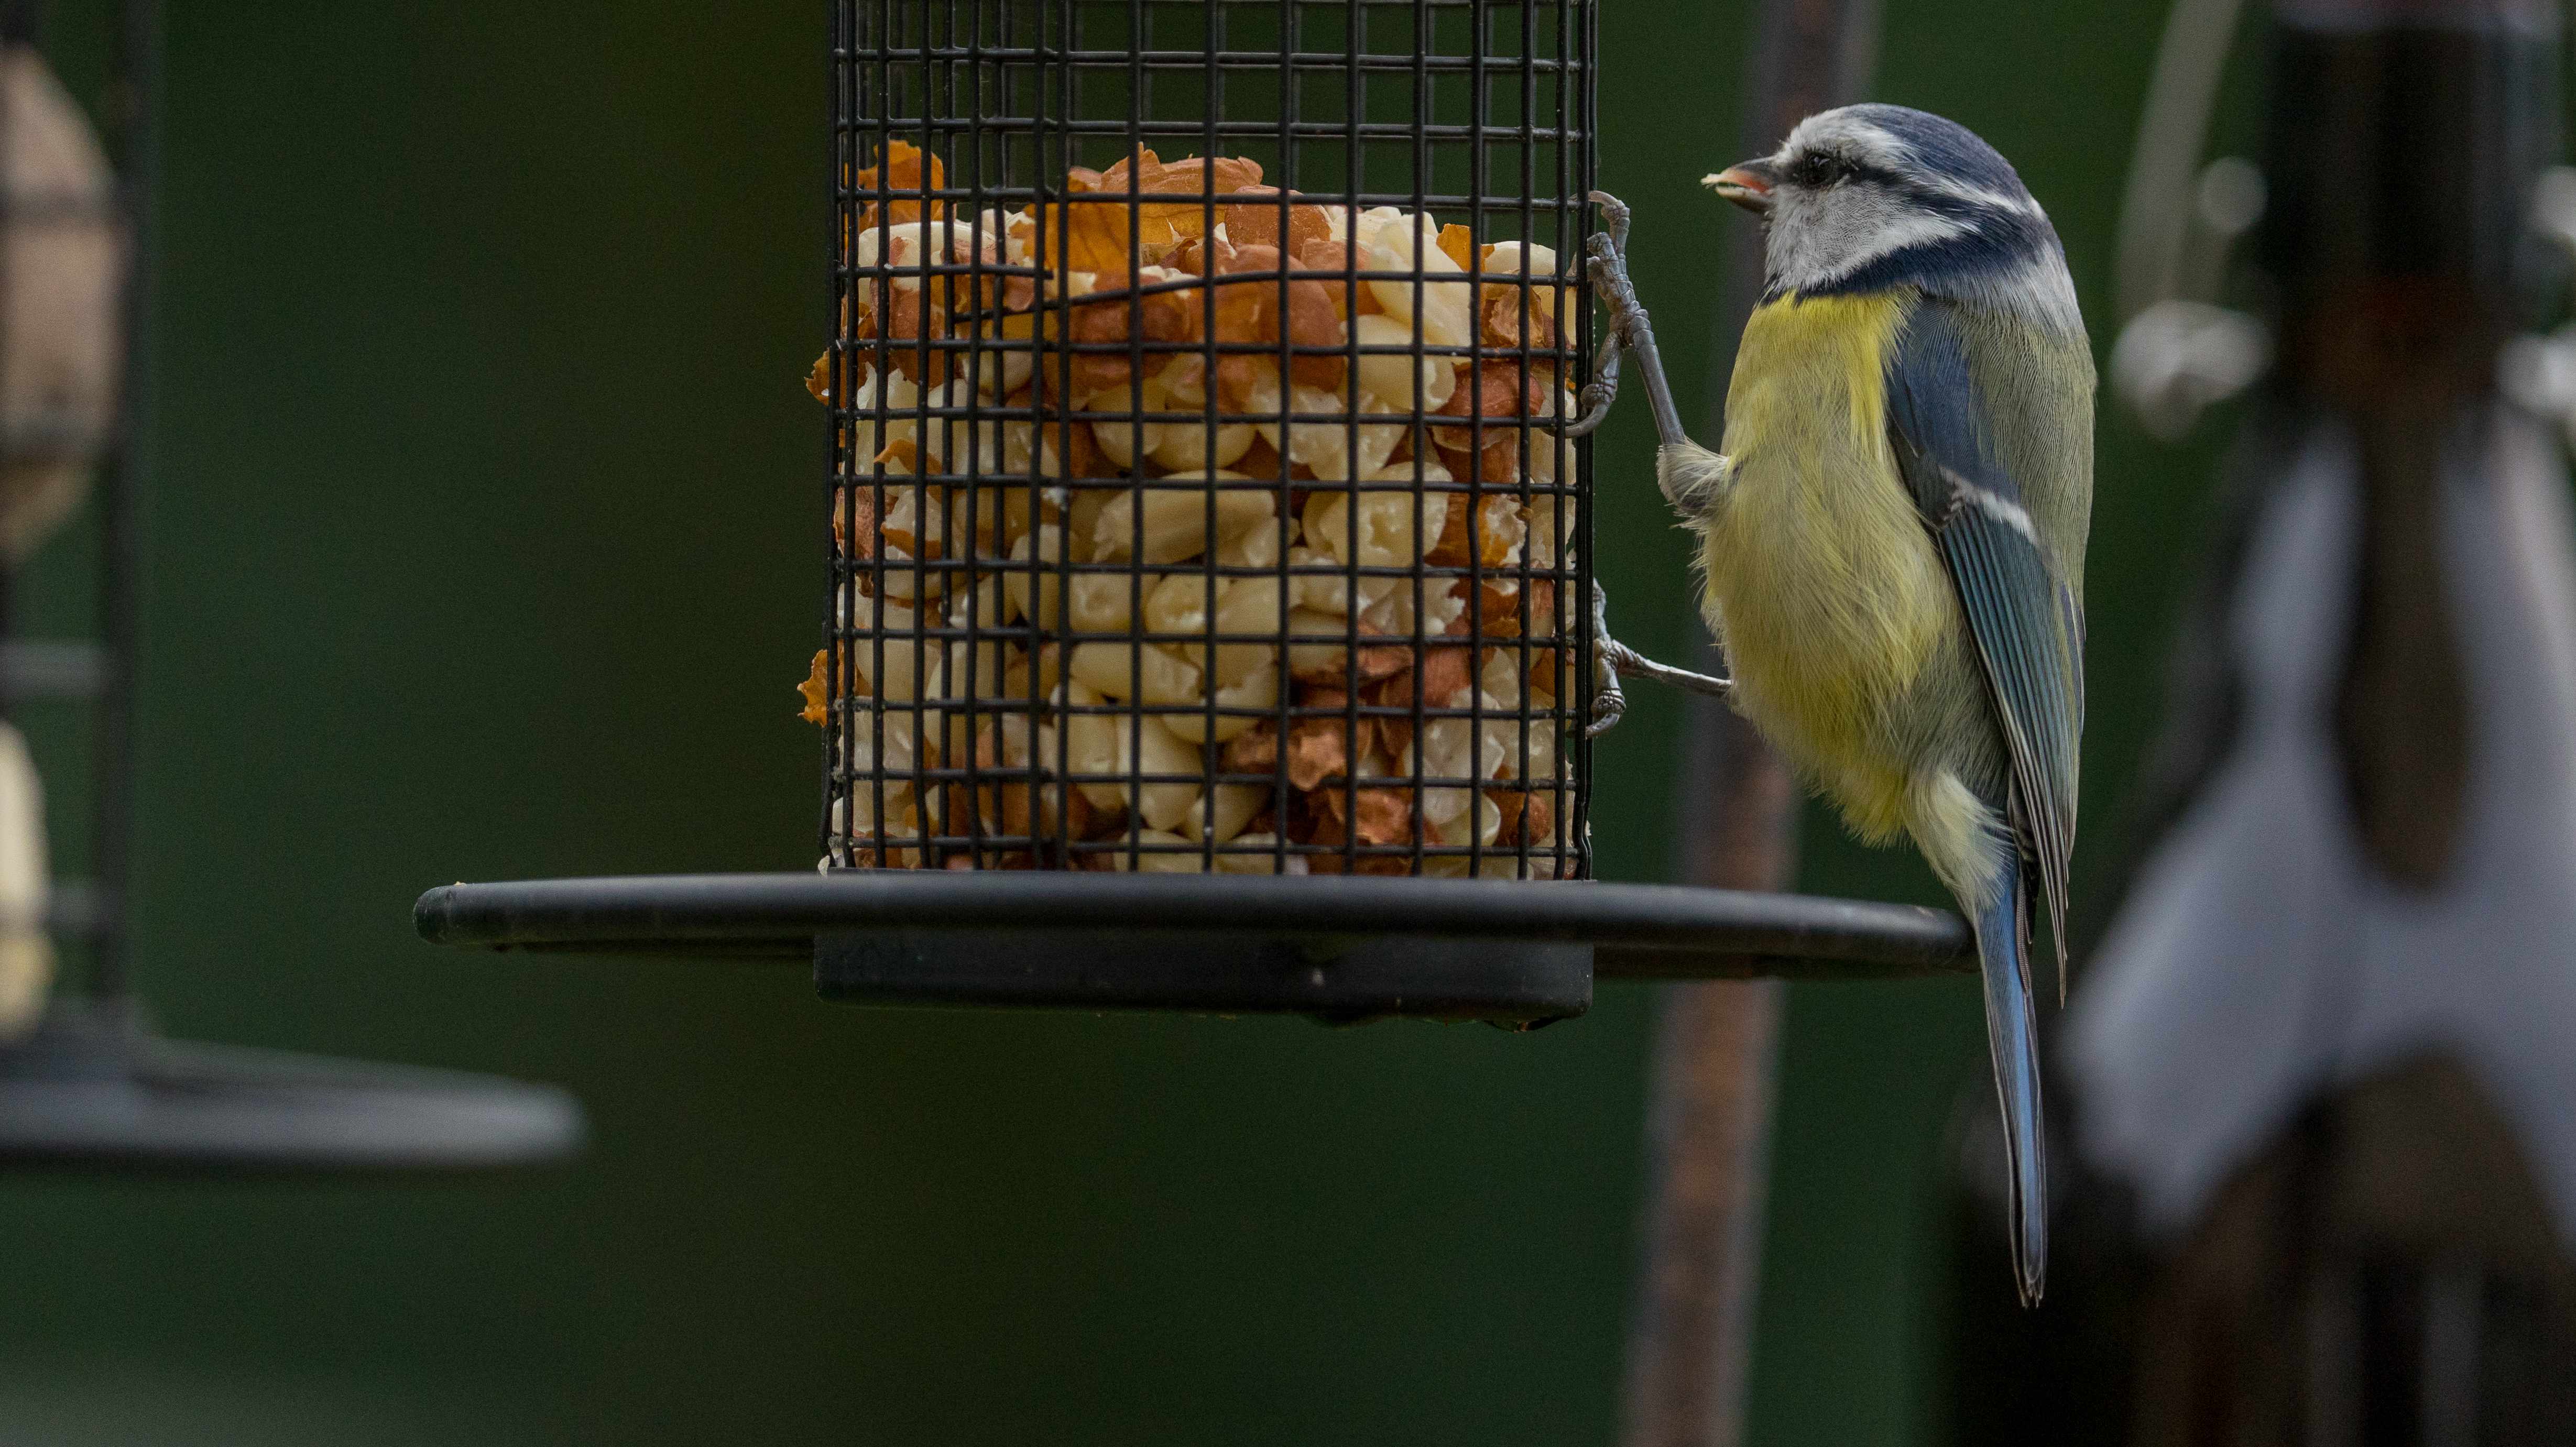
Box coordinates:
[1698,290,1958,839]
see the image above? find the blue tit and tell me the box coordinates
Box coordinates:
[1587,104,2091,1304]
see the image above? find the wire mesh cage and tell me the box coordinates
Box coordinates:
[814,0,1598,880]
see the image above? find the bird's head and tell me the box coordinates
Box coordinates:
[1706,104,2074,326]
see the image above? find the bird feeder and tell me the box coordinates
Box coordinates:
[0,0,582,1170]
[416,0,1977,1023]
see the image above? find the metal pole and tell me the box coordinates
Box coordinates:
[88,0,154,1000]
[1619,2,1878,1443]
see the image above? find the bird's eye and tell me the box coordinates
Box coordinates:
[1790,152,1849,188]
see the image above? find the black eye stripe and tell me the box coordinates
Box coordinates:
[1788,152,1902,188]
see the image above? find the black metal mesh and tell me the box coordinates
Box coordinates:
[820,0,1595,879]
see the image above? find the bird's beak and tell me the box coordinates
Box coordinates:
[1702,158,1780,214]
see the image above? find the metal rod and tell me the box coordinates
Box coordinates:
[1619,2,1878,1444]
[0,4,19,739]
[414,870,1968,964]
[84,0,155,1000]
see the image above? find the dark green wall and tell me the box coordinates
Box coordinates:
[0,3,2230,1443]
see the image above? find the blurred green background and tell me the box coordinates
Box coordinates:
[0,2,2244,1442]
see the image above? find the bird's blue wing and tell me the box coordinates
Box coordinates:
[1884,299,2085,983]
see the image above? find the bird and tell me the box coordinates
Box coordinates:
[1584,104,2093,1304]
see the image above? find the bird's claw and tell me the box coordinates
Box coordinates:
[1566,358,1623,438]
[1588,578,1631,736]
[1589,189,1633,251]
[1587,677,1629,738]
[1586,581,1734,738]
[1583,193,1646,322]
[1566,191,1650,439]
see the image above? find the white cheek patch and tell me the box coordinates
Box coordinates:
[1769,185,1971,294]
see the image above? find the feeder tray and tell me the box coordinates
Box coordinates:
[414,872,1972,1026]
[0,996,582,1172]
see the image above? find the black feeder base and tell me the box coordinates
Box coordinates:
[0,997,586,1172]
[816,927,1589,1025]
[414,872,1974,1027]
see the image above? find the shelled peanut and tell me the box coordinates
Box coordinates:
[802,143,1584,875]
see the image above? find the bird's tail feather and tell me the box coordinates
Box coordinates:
[1974,864,2048,1307]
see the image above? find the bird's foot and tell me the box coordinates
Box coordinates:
[1568,191,1691,454]
[1586,580,1734,738]
[1568,192,1647,439]
[1589,665,1629,738]
[1588,578,1632,736]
